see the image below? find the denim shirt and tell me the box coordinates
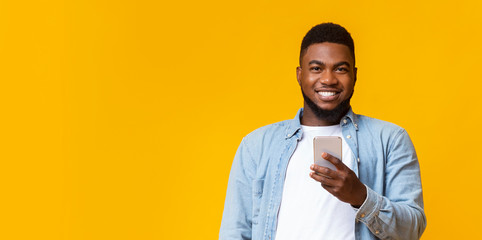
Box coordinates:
[219,108,426,240]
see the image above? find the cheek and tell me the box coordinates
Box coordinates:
[341,76,355,90]
[302,75,319,86]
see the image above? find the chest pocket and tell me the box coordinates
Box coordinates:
[252,179,264,225]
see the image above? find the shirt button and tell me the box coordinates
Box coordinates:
[354,123,358,127]
[360,213,365,217]
[343,119,347,124]
[347,135,351,139]
[375,230,380,234]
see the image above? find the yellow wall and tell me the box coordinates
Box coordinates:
[1,0,481,239]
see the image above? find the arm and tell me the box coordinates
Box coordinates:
[355,129,426,239]
[310,129,426,239]
[219,138,256,240]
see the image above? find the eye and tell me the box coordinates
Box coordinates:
[335,67,348,73]
[310,66,322,72]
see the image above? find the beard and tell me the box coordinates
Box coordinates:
[301,89,353,125]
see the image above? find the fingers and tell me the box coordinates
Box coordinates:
[321,152,345,171]
[310,164,334,177]
[310,164,337,180]
[309,155,366,206]
[309,170,337,186]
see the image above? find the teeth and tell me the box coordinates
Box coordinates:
[318,91,336,97]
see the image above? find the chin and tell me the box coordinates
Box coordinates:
[302,90,352,124]
[317,104,338,111]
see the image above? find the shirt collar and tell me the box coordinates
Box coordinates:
[285,108,303,139]
[285,107,359,139]
[343,107,359,131]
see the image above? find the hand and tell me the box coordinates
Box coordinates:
[309,152,367,207]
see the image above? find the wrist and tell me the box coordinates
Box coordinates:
[351,184,367,208]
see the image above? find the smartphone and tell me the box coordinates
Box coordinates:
[313,136,342,171]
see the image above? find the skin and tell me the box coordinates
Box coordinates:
[297,42,356,126]
[297,42,366,207]
[310,153,366,207]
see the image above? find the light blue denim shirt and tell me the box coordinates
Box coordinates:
[219,108,426,240]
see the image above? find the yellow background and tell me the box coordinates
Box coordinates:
[1,0,481,239]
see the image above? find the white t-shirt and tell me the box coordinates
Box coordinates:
[275,125,356,240]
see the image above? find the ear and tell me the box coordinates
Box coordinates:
[296,66,302,86]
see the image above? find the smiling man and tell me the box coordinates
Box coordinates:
[220,23,426,240]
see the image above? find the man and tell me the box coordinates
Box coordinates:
[219,23,426,240]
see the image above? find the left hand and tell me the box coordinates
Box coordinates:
[310,152,367,207]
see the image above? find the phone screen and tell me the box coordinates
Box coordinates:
[313,136,342,171]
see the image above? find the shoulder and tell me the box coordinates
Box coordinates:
[234,119,293,164]
[354,114,417,162]
[243,119,292,144]
[357,114,405,133]
[355,114,410,143]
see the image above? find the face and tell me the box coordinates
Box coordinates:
[297,42,357,123]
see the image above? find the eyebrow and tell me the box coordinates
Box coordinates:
[309,60,351,68]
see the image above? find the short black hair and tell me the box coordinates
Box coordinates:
[299,23,355,66]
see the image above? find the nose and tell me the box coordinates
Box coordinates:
[319,70,338,85]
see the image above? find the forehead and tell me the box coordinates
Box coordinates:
[301,42,354,66]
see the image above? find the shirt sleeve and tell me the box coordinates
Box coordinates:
[355,129,427,239]
[219,138,256,240]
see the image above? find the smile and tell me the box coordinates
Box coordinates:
[317,91,337,97]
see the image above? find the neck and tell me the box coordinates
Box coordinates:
[301,109,339,126]
[300,103,349,126]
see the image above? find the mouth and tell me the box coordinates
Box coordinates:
[317,91,337,97]
[316,90,341,101]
